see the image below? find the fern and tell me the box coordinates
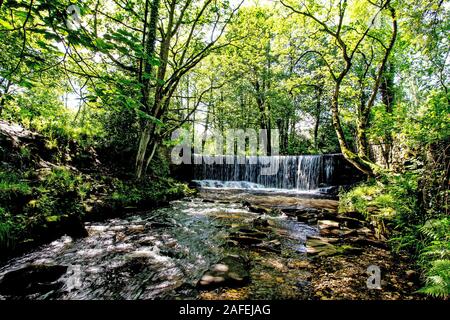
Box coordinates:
[418,259,450,298]
[420,218,450,241]
[418,218,450,298]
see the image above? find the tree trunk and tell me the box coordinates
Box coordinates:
[135,122,154,179]
[135,0,161,179]
[313,87,322,151]
[0,79,11,116]
[331,80,375,176]
[380,62,395,167]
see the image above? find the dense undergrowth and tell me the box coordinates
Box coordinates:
[340,166,449,298]
[0,112,192,260]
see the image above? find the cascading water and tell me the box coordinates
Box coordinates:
[192,154,343,191]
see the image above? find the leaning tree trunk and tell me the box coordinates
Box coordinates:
[331,81,376,177]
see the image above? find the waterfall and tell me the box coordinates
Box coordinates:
[192,154,342,191]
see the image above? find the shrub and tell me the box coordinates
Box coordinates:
[339,174,449,298]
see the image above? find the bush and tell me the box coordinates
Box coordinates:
[339,174,449,298]
[110,177,193,208]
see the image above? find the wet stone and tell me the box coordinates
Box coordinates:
[197,255,250,289]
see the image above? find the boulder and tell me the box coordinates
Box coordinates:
[0,264,68,296]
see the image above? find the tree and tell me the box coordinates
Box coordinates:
[281,0,398,176]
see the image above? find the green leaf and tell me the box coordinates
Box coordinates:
[0,19,13,29]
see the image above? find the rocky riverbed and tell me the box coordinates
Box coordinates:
[0,189,422,300]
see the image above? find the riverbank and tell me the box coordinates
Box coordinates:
[0,121,192,261]
[197,189,423,300]
[0,188,424,300]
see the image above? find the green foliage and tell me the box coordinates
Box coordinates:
[3,84,105,148]
[418,259,450,298]
[0,170,32,202]
[0,208,15,252]
[110,177,193,208]
[0,166,91,253]
[0,221,14,252]
[340,175,449,298]
[417,218,450,298]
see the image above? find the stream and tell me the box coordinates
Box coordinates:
[0,189,338,300]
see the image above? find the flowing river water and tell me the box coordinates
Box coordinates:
[0,188,339,300]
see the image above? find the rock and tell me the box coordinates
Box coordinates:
[356,227,374,238]
[319,228,342,237]
[128,225,145,233]
[252,217,270,228]
[197,255,250,289]
[341,228,358,238]
[345,236,387,249]
[307,235,339,243]
[228,235,263,245]
[318,220,340,230]
[247,204,281,216]
[306,238,339,257]
[405,270,418,281]
[255,240,282,253]
[336,216,365,229]
[280,206,322,218]
[287,260,311,269]
[242,200,251,207]
[317,210,337,220]
[228,227,268,245]
[278,206,302,216]
[340,211,365,221]
[149,222,172,229]
[233,227,267,238]
[0,264,68,296]
[338,245,364,255]
[296,212,318,223]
